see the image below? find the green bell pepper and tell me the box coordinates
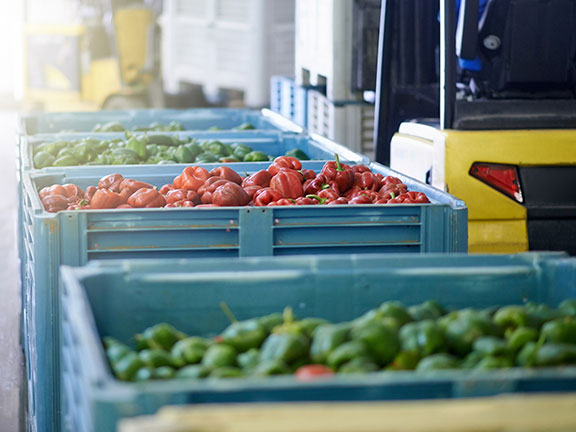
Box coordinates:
[134,367,156,381]
[558,299,576,317]
[351,320,400,366]
[201,344,238,368]
[257,312,284,333]
[298,318,331,339]
[416,353,460,372]
[376,301,413,326]
[387,350,421,371]
[155,366,176,379]
[231,143,253,161]
[234,122,256,130]
[310,324,349,364]
[284,148,310,160]
[139,349,175,368]
[171,337,209,367]
[53,155,80,167]
[541,318,576,344]
[338,357,379,374]
[260,332,309,365]
[147,134,176,146]
[112,351,145,381]
[33,151,55,168]
[472,336,513,358]
[506,326,539,352]
[237,348,261,371]
[243,151,269,162]
[209,367,244,378]
[135,323,186,351]
[327,341,369,370]
[251,360,291,376]
[126,136,149,160]
[473,355,514,370]
[400,320,447,357]
[93,121,126,132]
[444,309,500,356]
[176,364,211,379]
[195,152,219,163]
[221,319,268,352]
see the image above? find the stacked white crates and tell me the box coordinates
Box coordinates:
[295,0,376,158]
[161,0,295,107]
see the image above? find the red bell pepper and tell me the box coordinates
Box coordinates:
[317,188,340,203]
[159,184,174,195]
[326,197,350,205]
[198,178,232,204]
[300,169,316,181]
[253,187,284,206]
[353,171,381,191]
[66,200,91,210]
[294,196,319,205]
[268,198,296,206]
[165,200,196,208]
[90,189,124,209]
[84,186,97,201]
[173,166,211,191]
[349,194,374,205]
[243,185,264,199]
[388,191,430,204]
[351,164,372,174]
[119,179,154,201]
[62,183,84,199]
[39,184,66,199]
[270,170,304,199]
[303,174,327,195]
[97,173,124,192]
[209,166,243,185]
[241,170,272,188]
[212,182,250,206]
[268,156,302,175]
[127,188,166,208]
[165,189,200,205]
[42,194,69,213]
[116,203,133,209]
[320,154,355,193]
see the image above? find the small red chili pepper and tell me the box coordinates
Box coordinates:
[268,156,302,175]
[212,182,251,207]
[270,170,304,199]
[127,188,167,208]
[241,170,272,188]
[90,189,124,209]
[320,154,355,193]
[173,166,211,191]
[209,166,243,185]
[165,189,201,205]
[97,173,124,192]
[253,187,285,206]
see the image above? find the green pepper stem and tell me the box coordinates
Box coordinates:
[306,194,327,204]
[334,153,344,172]
[283,307,294,325]
[220,302,238,324]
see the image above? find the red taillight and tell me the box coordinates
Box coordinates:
[469,163,523,203]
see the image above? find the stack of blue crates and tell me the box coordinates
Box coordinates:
[18,107,468,432]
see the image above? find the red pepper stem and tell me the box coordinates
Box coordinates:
[334,153,344,172]
[219,302,238,324]
[306,194,327,204]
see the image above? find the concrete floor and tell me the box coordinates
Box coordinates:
[0,111,23,432]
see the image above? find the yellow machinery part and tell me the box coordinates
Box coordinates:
[81,58,122,107]
[114,8,154,86]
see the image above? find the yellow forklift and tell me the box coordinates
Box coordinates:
[374,0,576,253]
[23,0,162,110]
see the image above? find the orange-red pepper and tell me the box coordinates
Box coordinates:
[173,166,210,191]
[270,170,304,199]
[209,166,242,185]
[127,188,166,208]
[98,173,124,192]
[90,189,124,209]
[268,156,302,175]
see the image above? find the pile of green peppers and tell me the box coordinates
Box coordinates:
[32,135,310,168]
[91,120,256,133]
[104,299,576,382]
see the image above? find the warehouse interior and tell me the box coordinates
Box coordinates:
[2,0,576,431]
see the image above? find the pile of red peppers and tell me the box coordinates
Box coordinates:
[39,155,430,212]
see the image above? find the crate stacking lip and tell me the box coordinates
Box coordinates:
[60,252,576,432]
[20,129,368,172]
[19,107,302,135]
[21,161,466,432]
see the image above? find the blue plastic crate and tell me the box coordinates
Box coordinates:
[60,252,576,432]
[19,108,302,135]
[21,131,368,172]
[21,162,466,432]
[270,76,310,127]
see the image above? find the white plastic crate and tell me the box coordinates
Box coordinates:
[295,0,363,102]
[162,0,295,107]
[307,90,375,158]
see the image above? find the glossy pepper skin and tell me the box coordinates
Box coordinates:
[400,320,447,357]
[119,179,153,197]
[112,351,145,381]
[351,321,401,366]
[326,340,369,370]
[135,323,186,351]
[221,319,268,352]
[90,189,124,209]
[408,300,446,321]
[416,353,460,371]
[42,194,70,213]
[320,154,355,193]
[310,324,349,364]
[389,191,430,204]
[541,318,576,344]
[128,188,167,208]
[253,187,285,206]
[241,170,272,188]
[165,189,200,205]
[303,174,327,195]
[268,156,303,175]
[270,170,304,199]
[209,166,243,185]
[212,182,251,207]
[98,173,124,192]
[201,344,238,368]
[173,166,211,191]
[260,332,309,365]
[443,310,500,356]
[171,337,209,367]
